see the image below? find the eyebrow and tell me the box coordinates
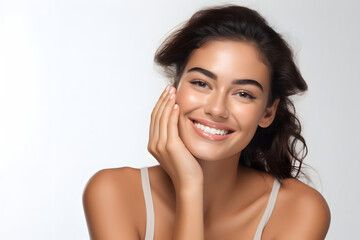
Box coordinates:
[187,67,264,92]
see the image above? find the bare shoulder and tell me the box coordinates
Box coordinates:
[83,167,141,197]
[265,178,331,240]
[83,167,144,240]
[281,178,331,224]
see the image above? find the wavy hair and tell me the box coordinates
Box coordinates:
[154,5,308,180]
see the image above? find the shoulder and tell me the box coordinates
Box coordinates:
[280,178,331,224]
[83,167,143,239]
[83,167,140,195]
[265,178,331,240]
[83,167,141,207]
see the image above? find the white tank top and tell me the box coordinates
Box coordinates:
[140,167,281,240]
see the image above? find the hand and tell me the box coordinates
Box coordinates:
[148,85,204,190]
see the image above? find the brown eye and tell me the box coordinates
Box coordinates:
[190,80,209,88]
[236,91,255,99]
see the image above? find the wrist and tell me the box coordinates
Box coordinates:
[175,181,203,197]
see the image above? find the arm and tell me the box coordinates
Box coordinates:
[148,85,205,239]
[82,168,139,240]
[173,183,204,240]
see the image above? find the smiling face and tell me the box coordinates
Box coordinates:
[176,40,279,162]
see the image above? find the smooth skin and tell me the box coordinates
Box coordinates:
[83,40,331,240]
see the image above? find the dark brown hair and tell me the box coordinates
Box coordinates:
[154,5,308,180]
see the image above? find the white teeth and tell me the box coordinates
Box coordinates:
[194,122,229,135]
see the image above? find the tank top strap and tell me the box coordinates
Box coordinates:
[253,178,282,240]
[140,167,155,240]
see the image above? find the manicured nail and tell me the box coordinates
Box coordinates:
[173,104,178,109]
[169,87,174,94]
[169,93,175,100]
[165,85,170,92]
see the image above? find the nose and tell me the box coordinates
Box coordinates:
[204,90,229,119]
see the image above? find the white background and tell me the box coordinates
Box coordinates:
[0,0,359,239]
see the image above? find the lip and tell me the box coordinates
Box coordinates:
[189,118,234,141]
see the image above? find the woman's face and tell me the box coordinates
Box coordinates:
[176,40,278,162]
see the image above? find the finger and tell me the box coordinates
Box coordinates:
[152,85,171,118]
[158,90,176,144]
[150,88,173,154]
[149,85,171,140]
[153,87,174,141]
[167,102,180,143]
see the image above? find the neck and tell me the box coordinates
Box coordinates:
[197,154,241,219]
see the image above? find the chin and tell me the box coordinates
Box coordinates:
[182,139,231,162]
[190,150,220,162]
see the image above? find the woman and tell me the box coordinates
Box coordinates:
[83,5,331,239]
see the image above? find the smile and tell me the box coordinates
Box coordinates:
[194,122,229,135]
[189,118,234,141]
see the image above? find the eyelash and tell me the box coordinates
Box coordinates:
[235,91,255,99]
[190,80,209,88]
[190,80,256,99]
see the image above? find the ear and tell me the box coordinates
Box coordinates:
[259,98,280,128]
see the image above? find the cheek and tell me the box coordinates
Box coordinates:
[232,103,265,128]
[176,87,203,110]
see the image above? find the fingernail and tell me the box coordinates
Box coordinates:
[169,87,175,94]
[169,93,175,100]
[173,104,178,109]
[165,85,170,92]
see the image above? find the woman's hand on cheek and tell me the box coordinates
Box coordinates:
[148,85,204,191]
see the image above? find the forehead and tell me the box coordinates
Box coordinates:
[183,40,270,88]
